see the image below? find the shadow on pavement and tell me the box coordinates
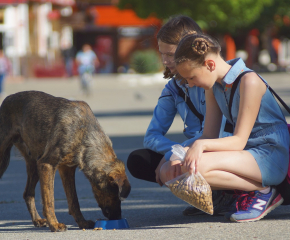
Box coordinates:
[1,132,290,232]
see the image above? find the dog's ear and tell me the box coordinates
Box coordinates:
[108,174,131,201]
[119,178,131,200]
[107,159,131,200]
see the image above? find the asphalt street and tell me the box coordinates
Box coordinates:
[1,72,290,240]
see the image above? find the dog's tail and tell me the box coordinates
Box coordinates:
[0,144,12,179]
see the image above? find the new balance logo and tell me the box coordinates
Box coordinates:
[253,199,267,210]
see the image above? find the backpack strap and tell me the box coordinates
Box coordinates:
[224,120,234,133]
[228,71,253,123]
[229,70,290,123]
[268,86,290,114]
[173,79,204,130]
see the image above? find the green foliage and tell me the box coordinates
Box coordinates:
[130,49,162,73]
[118,0,274,34]
[250,0,290,27]
[231,0,290,39]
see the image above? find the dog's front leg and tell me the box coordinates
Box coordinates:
[37,162,67,232]
[58,165,95,229]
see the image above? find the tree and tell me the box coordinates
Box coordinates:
[118,0,273,34]
[248,0,290,38]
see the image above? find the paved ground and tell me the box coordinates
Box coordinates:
[1,72,290,239]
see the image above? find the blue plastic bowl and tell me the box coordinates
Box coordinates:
[94,218,129,230]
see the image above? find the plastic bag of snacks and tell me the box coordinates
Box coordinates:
[165,144,213,215]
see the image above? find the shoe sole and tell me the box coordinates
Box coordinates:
[230,195,284,222]
[216,211,229,216]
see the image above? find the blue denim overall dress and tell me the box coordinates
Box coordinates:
[212,58,289,186]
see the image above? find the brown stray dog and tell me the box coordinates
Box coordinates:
[0,91,131,232]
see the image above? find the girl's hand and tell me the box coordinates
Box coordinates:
[159,160,183,184]
[183,140,205,174]
[155,157,166,186]
[156,152,186,186]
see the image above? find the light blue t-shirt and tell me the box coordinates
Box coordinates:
[76,50,97,74]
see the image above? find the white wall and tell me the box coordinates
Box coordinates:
[37,3,52,57]
[0,4,29,75]
[3,4,29,58]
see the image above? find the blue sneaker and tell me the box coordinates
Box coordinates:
[229,187,283,222]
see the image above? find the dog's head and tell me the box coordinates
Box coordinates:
[90,158,131,220]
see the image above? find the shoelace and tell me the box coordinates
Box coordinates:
[236,191,256,211]
[229,190,243,204]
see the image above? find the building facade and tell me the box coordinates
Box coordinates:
[0,0,161,77]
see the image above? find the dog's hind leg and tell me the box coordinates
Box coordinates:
[23,160,47,227]
[0,108,16,179]
[37,162,67,232]
[0,143,12,178]
[58,165,95,229]
[14,141,47,228]
[0,137,13,179]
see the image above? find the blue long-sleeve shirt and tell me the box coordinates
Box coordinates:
[143,77,206,160]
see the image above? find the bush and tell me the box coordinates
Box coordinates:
[130,49,162,73]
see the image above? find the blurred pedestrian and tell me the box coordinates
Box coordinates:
[268,26,280,65]
[60,40,74,78]
[0,49,10,101]
[245,29,260,69]
[76,44,99,96]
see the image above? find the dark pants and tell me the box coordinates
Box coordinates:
[127,149,164,183]
[127,148,234,210]
[64,58,73,77]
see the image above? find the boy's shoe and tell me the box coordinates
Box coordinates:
[223,190,245,221]
[182,206,206,216]
[229,187,283,222]
[214,191,239,216]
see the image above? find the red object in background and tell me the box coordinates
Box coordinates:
[283,16,290,26]
[272,38,281,55]
[224,34,236,61]
[31,0,75,6]
[0,0,75,5]
[34,65,66,78]
[47,10,60,20]
[94,36,114,73]
[94,5,161,27]
[0,0,27,4]
[34,60,78,78]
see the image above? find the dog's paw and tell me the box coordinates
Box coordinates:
[78,220,95,229]
[50,223,67,232]
[33,219,47,227]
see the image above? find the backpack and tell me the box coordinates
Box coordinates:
[229,70,290,205]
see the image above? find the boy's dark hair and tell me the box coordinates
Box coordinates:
[157,15,202,79]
